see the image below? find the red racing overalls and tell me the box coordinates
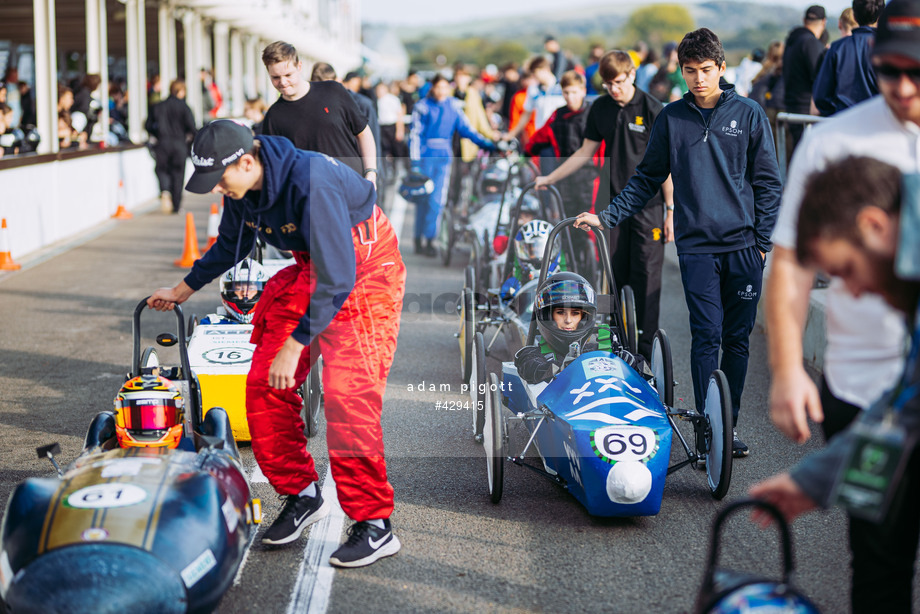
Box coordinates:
[246,205,405,521]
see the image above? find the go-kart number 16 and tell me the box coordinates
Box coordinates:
[593,426,656,463]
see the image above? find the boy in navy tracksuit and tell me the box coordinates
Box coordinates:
[576,28,782,457]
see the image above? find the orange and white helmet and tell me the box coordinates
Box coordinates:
[113,375,185,448]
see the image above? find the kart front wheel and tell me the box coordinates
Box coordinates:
[302,358,323,438]
[440,205,455,267]
[703,370,733,500]
[620,285,639,356]
[484,372,505,503]
[471,332,487,442]
[140,346,159,373]
[650,329,674,408]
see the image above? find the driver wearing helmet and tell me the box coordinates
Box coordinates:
[201,260,268,324]
[113,374,186,449]
[514,272,648,384]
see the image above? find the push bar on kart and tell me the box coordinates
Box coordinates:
[132,297,201,434]
[525,217,625,347]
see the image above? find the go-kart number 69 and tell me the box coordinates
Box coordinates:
[593,426,657,463]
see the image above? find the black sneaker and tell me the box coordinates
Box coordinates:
[261,493,330,545]
[329,520,401,568]
[732,430,749,458]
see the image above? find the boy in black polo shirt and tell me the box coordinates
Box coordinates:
[576,30,783,457]
[535,51,674,359]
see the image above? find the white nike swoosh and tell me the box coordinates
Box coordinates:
[295,510,313,525]
[368,533,390,549]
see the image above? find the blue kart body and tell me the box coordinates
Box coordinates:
[502,351,673,517]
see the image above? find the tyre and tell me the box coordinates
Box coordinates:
[471,332,487,442]
[302,358,323,438]
[140,346,159,372]
[484,372,504,503]
[459,287,475,383]
[650,329,674,408]
[620,285,639,356]
[440,204,455,267]
[703,370,733,500]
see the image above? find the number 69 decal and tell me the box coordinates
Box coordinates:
[590,426,658,464]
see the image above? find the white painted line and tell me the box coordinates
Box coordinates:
[249,462,268,483]
[388,193,408,247]
[232,528,258,587]
[286,466,345,614]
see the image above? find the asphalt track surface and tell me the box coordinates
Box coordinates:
[1,188,919,613]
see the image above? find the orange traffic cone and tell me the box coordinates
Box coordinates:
[111,180,133,219]
[203,203,220,252]
[0,218,21,270]
[174,212,202,267]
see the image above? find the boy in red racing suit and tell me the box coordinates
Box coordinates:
[148,120,405,568]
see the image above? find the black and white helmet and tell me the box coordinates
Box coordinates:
[220,259,268,323]
[514,219,554,269]
[534,272,597,355]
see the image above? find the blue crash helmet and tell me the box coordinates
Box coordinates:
[534,272,597,355]
[399,170,435,202]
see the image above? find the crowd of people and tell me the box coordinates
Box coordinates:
[9,0,920,605]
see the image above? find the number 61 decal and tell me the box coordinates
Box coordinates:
[590,426,658,464]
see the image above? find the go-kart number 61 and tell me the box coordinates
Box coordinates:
[593,426,657,463]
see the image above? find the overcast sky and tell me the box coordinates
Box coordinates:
[362,0,853,26]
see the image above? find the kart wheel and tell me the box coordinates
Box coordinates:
[187,313,198,337]
[140,346,159,372]
[703,370,734,500]
[440,205,455,267]
[459,287,475,383]
[484,372,505,503]
[650,329,674,408]
[620,285,639,356]
[471,332,487,442]
[302,358,323,438]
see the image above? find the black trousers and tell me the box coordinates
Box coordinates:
[154,140,188,212]
[607,200,665,358]
[821,377,920,614]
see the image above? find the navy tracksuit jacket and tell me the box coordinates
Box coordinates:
[599,85,782,419]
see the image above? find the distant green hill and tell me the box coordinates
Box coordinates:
[394,1,801,68]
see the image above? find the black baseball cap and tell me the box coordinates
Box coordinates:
[805,4,826,20]
[874,0,920,63]
[185,120,254,194]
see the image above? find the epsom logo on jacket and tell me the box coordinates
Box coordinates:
[721,119,743,137]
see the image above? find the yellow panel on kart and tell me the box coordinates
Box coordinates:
[187,323,254,441]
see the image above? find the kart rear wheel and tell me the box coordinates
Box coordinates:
[484,372,505,503]
[703,370,733,500]
[620,285,639,356]
[471,332,487,442]
[650,329,674,408]
[459,287,475,383]
[302,358,323,438]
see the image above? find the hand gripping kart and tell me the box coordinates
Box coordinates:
[0,299,262,614]
[458,181,581,389]
[694,499,820,613]
[480,219,734,516]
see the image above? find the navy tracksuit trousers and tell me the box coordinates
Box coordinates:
[678,246,764,423]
